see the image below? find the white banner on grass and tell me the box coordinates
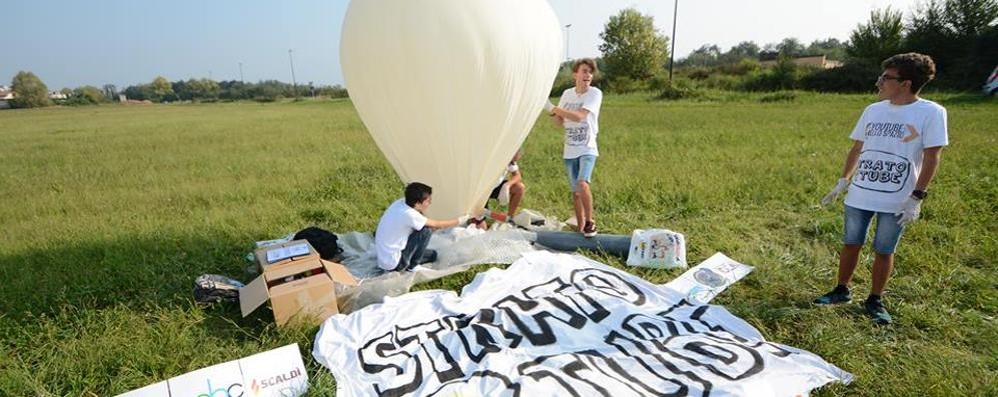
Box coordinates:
[313,251,852,397]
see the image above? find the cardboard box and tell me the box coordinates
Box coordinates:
[240,240,357,326]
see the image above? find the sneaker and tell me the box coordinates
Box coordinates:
[583,221,598,238]
[813,285,852,305]
[864,297,893,325]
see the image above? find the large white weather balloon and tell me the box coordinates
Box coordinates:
[341,0,563,219]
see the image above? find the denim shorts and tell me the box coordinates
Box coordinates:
[564,155,597,192]
[843,205,906,254]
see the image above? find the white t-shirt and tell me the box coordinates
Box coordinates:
[558,86,603,159]
[374,199,428,270]
[844,99,948,213]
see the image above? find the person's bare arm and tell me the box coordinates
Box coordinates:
[839,140,864,178]
[424,218,459,229]
[552,106,589,123]
[914,146,943,191]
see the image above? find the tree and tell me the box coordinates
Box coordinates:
[905,0,998,89]
[598,8,669,82]
[10,71,51,108]
[776,38,805,57]
[683,44,722,67]
[150,76,173,101]
[805,38,847,60]
[847,7,905,65]
[73,86,106,104]
[943,0,998,36]
[102,84,117,101]
[186,78,220,101]
[722,41,760,62]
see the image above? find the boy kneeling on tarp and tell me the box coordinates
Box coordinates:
[375,182,470,272]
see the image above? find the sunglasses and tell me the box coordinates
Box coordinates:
[877,73,904,83]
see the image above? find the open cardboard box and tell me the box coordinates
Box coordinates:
[240,240,357,326]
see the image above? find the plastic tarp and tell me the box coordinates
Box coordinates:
[334,227,540,311]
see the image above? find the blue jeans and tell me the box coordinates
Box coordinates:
[396,227,433,271]
[564,155,597,192]
[843,205,905,254]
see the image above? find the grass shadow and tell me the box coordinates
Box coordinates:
[0,231,261,326]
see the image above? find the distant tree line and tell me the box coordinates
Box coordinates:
[121,77,348,103]
[6,0,994,109]
[572,0,996,95]
[4,71,348,109]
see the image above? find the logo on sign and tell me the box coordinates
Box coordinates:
[250,367,304,394]
[197,379,244,397]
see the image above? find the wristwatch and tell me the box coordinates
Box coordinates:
[911,190,928,200]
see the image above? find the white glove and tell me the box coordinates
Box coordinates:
[543,100,555,114]
[895,196,921,226]
[457,214,471,226]
[820,178,850,205]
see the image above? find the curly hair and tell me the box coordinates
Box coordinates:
[882,53,936,93]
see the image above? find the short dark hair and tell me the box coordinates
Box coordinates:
[881,53,936,93]
[404,182,432,207]
[572,58,598,74]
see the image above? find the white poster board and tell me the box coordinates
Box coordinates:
[116,344,308,397]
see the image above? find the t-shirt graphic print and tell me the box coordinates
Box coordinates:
[844,99,948,213]
[558,86,603,159]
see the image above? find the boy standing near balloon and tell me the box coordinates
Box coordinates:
[375,183,470,272]
[814,53,948,325]
[547,58,603,237]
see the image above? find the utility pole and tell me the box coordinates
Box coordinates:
[288,49,298,97]
[668,0,679,82]
[239,62,244,82]
[564,24,572,62]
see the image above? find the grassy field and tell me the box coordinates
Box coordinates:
[0,92,995,396]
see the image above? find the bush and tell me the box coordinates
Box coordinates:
[800,62,880,92]
[647,73,674,91]
[656,80,704,101]
[606,76,646,93]
[759,91,798,102]
[686,67,712,80]
[718,59,762,76]
[742,57,814,91]
[317,85,349,99]
[550,66,577,97]
[700,74,743,91]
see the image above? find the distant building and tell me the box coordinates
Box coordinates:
[759,54,843,69]
[49,91,68,100]
[0,86,12,109]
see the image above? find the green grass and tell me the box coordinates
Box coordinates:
[1,93,996,396]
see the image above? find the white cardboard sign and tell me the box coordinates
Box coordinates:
[116,344,308,397]
[265,243,311,263]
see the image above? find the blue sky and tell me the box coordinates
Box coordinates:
[2,0,919,90]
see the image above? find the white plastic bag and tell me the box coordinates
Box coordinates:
[626,229,687,269]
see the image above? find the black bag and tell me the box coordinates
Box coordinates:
[294,226,343,261]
